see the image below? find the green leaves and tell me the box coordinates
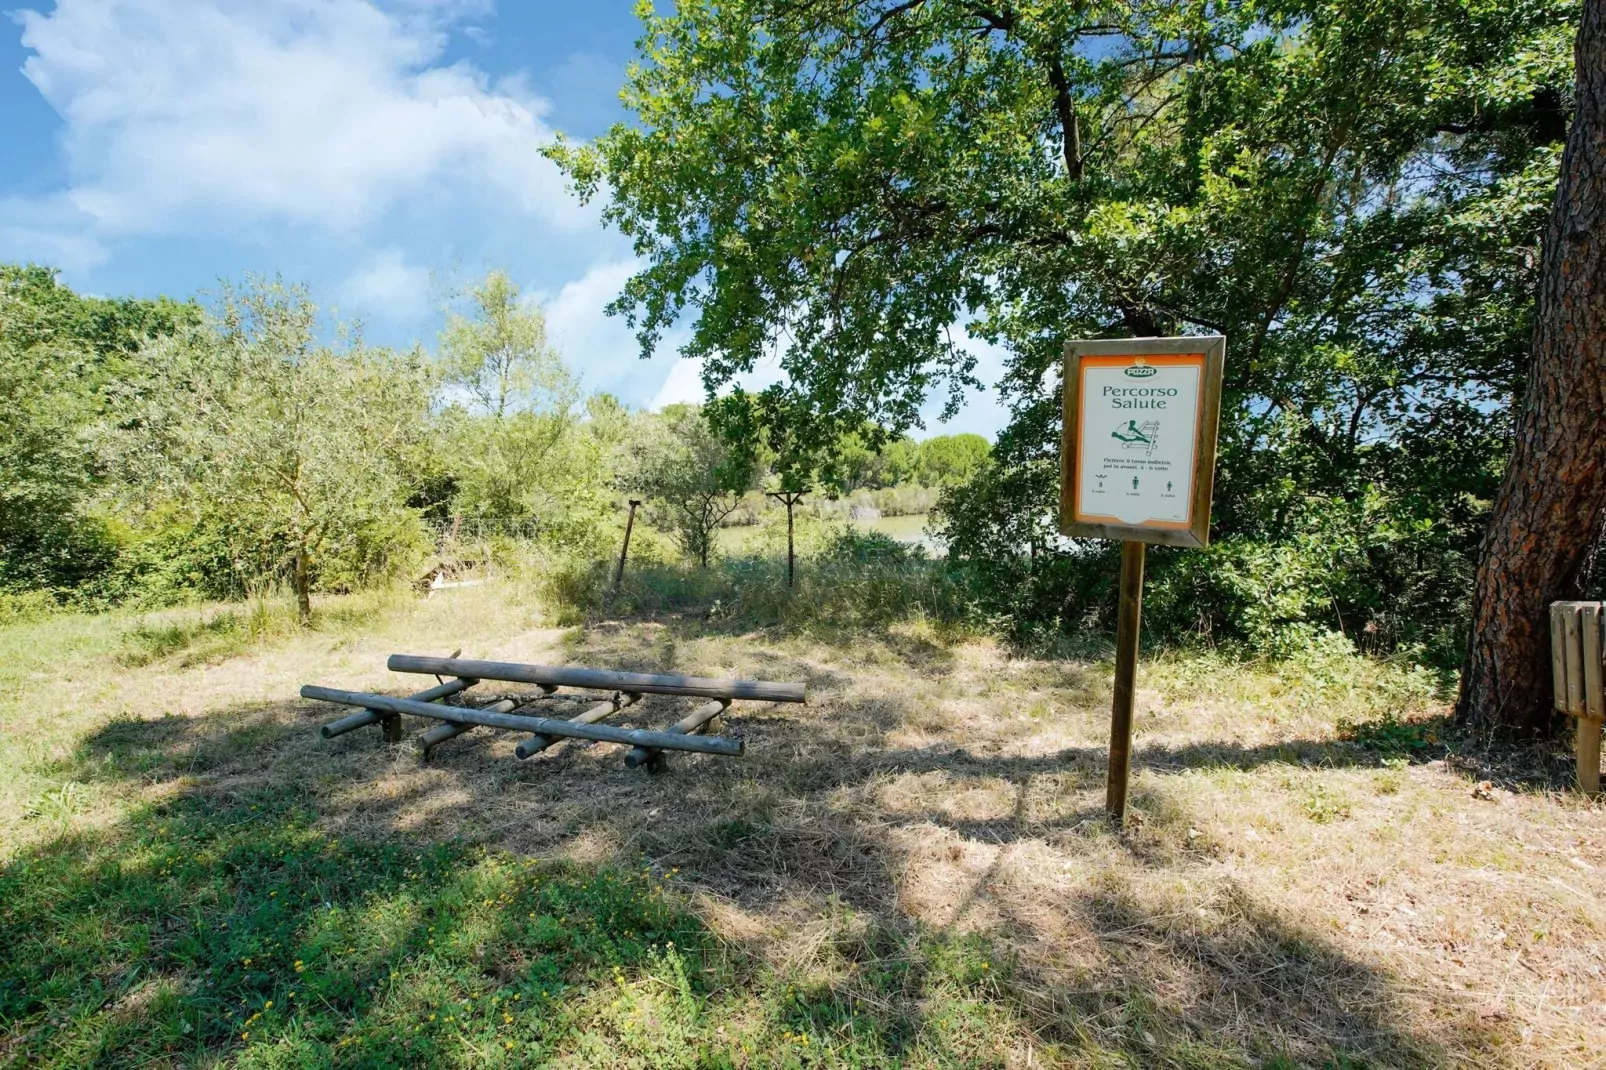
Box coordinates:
[0,265,194,597]
[562,0,1581,654]
[621,404,761,567]
[439,270,576,421]
[122,277,433,608]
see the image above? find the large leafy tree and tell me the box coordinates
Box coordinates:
[0,265,194,594]
[1458,0,1606,737]
[437,270,584,524]
[127,279,431,621]
[555,0,1578,668]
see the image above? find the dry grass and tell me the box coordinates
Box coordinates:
[2,580,1603,1067]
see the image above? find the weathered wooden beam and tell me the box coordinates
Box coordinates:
[319,677,474,739]
[1551,601,1605,795]
[614,499,642,592]
[625,698,730,772]
[1579,603,1603,795]
[301,685,744,756]
[387,654,805,704]
[417,697,517,758]
[515,691,640,760]
[1106,540,1145,826]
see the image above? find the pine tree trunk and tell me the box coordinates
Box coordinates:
[1457,0,1606,736]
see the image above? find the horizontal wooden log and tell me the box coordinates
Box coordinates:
[626,699,730,770]
[417,698,516,756]
[320,677,474,739]
[516,691,640,760]
[301,685,744,757]
[387,654,805,704]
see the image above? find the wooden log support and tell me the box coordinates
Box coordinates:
[319,677,474,739]
[417,697,516,758]
[1551,601,1604,795]
[1552,602,1571,713]
[301,685,745,756]
[1106,541,1145,825]
[387,654,806,704]
[614,499,642,592]
[516,691,640,759]
[625,698,730,773]
[1583,605,1604,797]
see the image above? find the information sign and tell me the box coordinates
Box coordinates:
[1061,336,1225,548]
[1060,335,1226,826]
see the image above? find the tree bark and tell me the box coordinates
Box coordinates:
[1457,0,1606,737]
[293,547,313,624]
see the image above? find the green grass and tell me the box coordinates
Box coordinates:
[0,565,1587,1067]
[0,791,700,1066]
[536,529,976,639]
[0,791,1041,1068]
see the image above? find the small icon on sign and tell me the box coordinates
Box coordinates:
[1166,480,1173,493]
[1132,476,1139,490]
[1112,419,1161,456]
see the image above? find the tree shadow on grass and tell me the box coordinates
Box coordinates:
[6,670,1521,1068]
[571,613,966,685]
[0,789,724,1068]
[20,590,1537,1069]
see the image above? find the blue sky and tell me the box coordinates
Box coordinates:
[0,0,1008,436]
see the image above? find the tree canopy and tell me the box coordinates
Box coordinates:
[125,279,433,620]
[554,0,1580,660]
[0,265,195,595]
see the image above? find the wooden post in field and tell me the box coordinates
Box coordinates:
[1106,541,1146,819]
[767,491,805,588]
[614,499,642,592]
[1062,336,1225,827]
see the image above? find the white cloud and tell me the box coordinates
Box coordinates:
[544,260,644,386]
[647,357,710,409]
[541,260,793,411]
[543,258,702,404]
[15,0,583,238]
[0,193,108,269]
[342,247,430,315]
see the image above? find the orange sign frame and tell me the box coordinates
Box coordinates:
[1060,336,1225,548]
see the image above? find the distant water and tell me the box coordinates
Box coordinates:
[851,512,945,553]
[715,512,945,555]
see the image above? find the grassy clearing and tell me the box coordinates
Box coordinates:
[1,569,1602,1067]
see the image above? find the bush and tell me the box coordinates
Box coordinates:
[0,590,58,626]
[820,527,923,567]
[935,443,1480,668]
[530,534,973,635]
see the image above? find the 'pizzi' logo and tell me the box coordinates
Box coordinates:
[1124,364,1157,379]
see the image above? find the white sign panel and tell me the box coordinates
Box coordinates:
[1061,338,1224,548]
[1076,358,1201,527]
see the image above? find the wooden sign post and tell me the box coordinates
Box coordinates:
[613,500,642,593]
[1061,336,1226,826]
